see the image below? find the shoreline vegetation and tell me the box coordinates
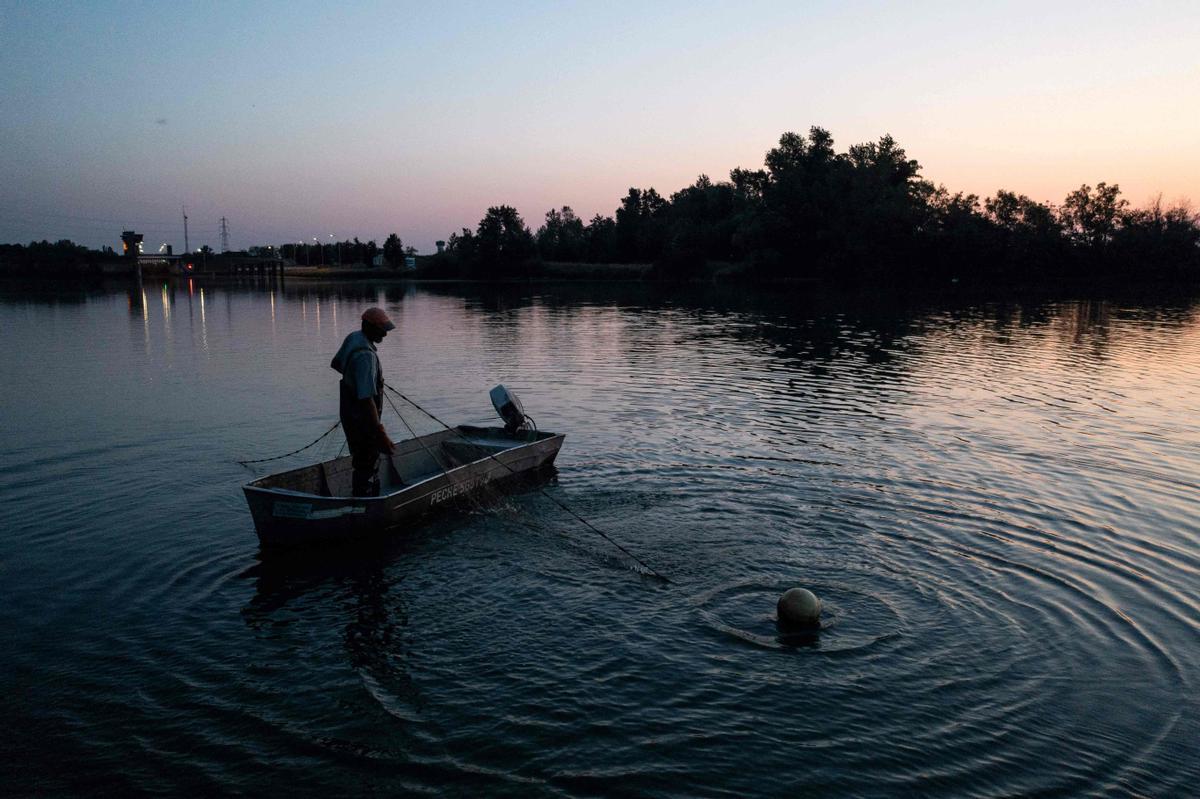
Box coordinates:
[3,127,1197,287]
[281,261,658,281]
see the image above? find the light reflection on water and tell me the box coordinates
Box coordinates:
[1,277,1198,796]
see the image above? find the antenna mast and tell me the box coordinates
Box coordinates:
[182,205,189,253]
[219,216,230,253]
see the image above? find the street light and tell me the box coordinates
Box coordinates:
[313,237,322,267]
[329,234,337,266]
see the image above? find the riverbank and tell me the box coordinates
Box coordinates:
[282,260,657,281]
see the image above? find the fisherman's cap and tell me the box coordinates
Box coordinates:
[362,307,396,331]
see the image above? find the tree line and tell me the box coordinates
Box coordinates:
[277,234,416,268]
[0,235,421,274]
[430,127,1199,284]
[5,128,1196,284]
[0,239,114,275]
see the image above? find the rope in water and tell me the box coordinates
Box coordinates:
[235,420,341,466]
[384,383,671,584]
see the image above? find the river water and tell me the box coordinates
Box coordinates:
[2,277,1198,796]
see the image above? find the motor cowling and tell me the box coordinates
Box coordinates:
[490,384,527,433]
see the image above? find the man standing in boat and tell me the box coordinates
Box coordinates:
[331,307,397,496]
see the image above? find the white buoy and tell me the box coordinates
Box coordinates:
[777,587,822,629]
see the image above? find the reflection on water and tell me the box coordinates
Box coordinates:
[1,276,1199,796]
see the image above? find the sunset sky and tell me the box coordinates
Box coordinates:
[1,0,1197,252]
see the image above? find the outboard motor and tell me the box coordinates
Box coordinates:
[490,384,530,434]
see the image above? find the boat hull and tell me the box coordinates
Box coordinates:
[243,426,564,548]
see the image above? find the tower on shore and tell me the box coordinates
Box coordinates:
[121,231,144,258]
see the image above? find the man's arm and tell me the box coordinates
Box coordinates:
[358,396,396,453]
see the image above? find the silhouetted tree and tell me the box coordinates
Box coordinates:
[652,174,746,275]
[984,190,1065,269]
[749,127,930,278]
[584,214,617,262]
[475,205,535,274]
[383,233,404,267]
[446,227,475,257]
[1060,183,1127,249]
[1112,197,1200,277]
[536,206,587,261]
[986,190,1060,237]
[615,187,669,262]
[921,187,998,278]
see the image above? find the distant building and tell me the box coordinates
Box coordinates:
[405,256,416,270]
[436,240,446,254]
[372,253,386,267]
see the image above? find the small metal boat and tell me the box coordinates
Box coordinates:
[243,388,563,548]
